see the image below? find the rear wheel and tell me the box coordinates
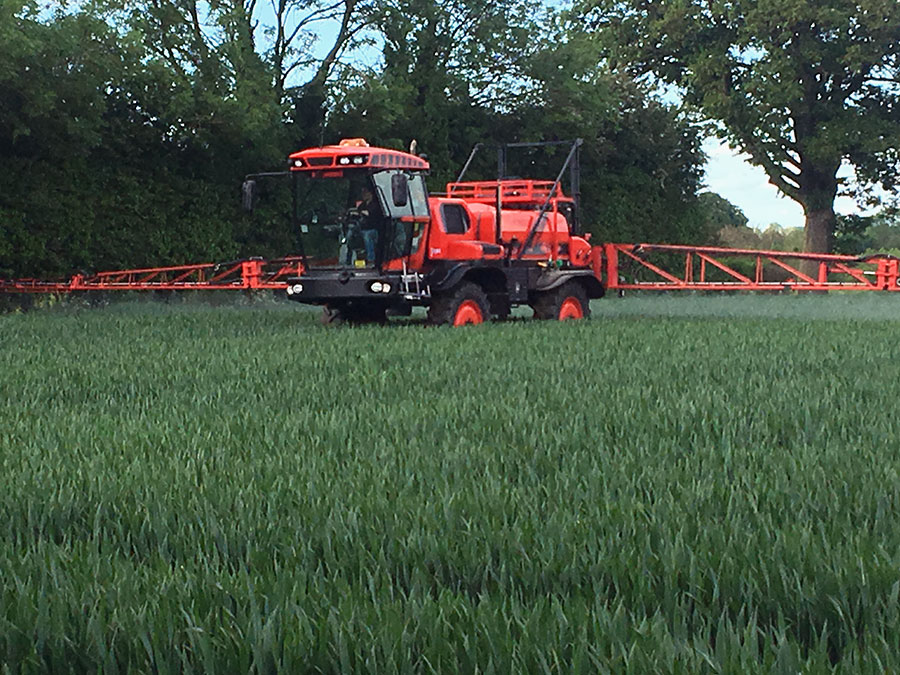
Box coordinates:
[532,281,590,321]
[428,282,490,326]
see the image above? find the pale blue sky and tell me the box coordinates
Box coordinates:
[702,137,867,232]
[703,140,804,229]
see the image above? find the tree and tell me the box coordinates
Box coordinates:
[697,192,748,231]
[832,213,874,254]
[581,0,900,253]
[278,0,381,147]
[506,23,712,245]
[863,209,900,252]
[106,0,377,151]
[834,208,900,254]
[759,223,805,251]
[0,2,129,277]
[331,7,713,245]
[0,0,717,279]
[329,0,544,183]
[0,0,379,278]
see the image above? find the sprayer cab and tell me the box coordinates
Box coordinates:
[287,139,431,273]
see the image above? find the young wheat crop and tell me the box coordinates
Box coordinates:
[2,295,899,673]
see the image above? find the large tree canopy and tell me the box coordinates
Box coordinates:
[582,0,900,252]
[332,8,712,244]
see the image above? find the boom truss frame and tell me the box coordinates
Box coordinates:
[601,244,900,293]
[0,258,303,294]
[3,245,899,296]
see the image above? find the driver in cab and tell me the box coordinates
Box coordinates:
[342,186,380,264]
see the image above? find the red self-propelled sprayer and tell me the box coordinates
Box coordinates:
[3,138,898,323]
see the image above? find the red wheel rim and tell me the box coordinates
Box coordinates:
[453,300,484,326]
[559,297,584,320]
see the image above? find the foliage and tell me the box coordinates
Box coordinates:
[2,298,900,671]
[833,208,900,255]
[328,0,547,182]
[330,11,714,245]
[0,0,293,278]
[581,0,900,252]
[718,223,805,252]
[698,192,749,231]
[833,213,876,255]
[511,26,713,245]
[1,0,718,279]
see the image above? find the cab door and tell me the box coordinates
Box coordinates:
[372,170,430,270]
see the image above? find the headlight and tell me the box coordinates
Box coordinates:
[293,159,304,167]
[338,156,351,165]
[381,283,391,293]
[286,285,294,295]
[292,283,303,294]
[370,281,383,293]
[352,155,367,165]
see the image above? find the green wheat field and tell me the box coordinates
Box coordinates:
[2,294,900,673]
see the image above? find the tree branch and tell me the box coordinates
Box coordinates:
[306,0,358,91]
[284,1,345,47]
[743,140,802,201]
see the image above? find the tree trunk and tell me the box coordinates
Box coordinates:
[804,206,835,253]
[797,162,838,277]
[798,159,839,255]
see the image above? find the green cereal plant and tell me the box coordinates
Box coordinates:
[1,295,900,672]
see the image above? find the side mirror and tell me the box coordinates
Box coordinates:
[391,173,409,208]
[241,179,257,212]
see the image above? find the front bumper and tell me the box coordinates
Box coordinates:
[284,271,399,304]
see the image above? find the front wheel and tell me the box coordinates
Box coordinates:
[532,281,591,321]
[428,282,490,326]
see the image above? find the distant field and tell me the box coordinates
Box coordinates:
[2,294,900,672]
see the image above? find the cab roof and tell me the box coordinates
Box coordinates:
[289,138,429,172]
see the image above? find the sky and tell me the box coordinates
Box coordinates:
[702,139,865,231]
[702,140,801,230]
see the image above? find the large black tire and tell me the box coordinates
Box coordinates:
[320,302,387,326]
[427,282,490,326]
[531,281,591,321]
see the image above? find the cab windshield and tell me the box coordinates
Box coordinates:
[294,169,428,269]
